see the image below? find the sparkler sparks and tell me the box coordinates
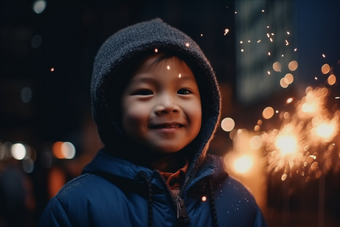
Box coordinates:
[263,87,340,181]
[224,29,230,35]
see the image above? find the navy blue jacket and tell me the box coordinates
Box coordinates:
[39,151,267,227]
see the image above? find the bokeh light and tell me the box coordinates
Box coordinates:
[273,62,282,72]
[221,117,235,132]
[33,0,46,14]
[327,74,336,85]
[11,143,26,160]
[288,60,298,71]
[234,156,253,173]
[321,64,330,74]
[263,107,274,119]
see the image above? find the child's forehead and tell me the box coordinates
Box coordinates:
[139,53,188,71]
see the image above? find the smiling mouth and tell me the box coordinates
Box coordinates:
[149,123,183,129]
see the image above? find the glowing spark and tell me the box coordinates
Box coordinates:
[235,11,237,14]
[271,33,274,36]
[224,29,230,35]
[267,71,271,75]
[202,196,207,202]
[336,97,340,99]
[276,135,297,155]
[285,40,289,46]
[185,42,190,47]
[234,156,253,173]
[315,77,318,80]
[316,124,335,140]
[287,31,290,35]
[257,40,261,43]
[282,54,285,57]
[240,41,243,44]
[287,98,293,104]
[268,52,271,56]
[262,9,265,12]
[322,54,326,58]
[200,34,203,37]
[248,40,251,43]
[267,26,270,28]
[241,49,244,52]
[294,48,298,52]
[167,66,170,70]
[276,110,279,113]
[267,33,270,38]
[154,48,158,53]
[270,38,273,42]
[178,74,181,78]
[50,68,54,72]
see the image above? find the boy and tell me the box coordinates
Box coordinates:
[39,18,267,227]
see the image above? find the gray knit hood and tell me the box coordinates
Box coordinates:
[91,18,220,169]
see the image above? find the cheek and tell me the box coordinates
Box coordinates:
[122,102,148,131]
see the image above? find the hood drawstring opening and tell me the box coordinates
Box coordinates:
[139,171,153,227]
[208,176,219,227]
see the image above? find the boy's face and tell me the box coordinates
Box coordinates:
[121,54,202,154]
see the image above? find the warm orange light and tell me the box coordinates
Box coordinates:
[284,73,294,84]
[53,142,64,159]
[321,64,330,74]
[275,135,297,155]
[273,62,282,72]
[154,48,158,53]
[254,125,260,131]
[288,60,298,71]
[327,74,336,85]
[202,196,207,202]
[221,117,235,132]
[234,156,253,173]
[280,78,289,88]
[263,107,274,119]
[316,123,335,141]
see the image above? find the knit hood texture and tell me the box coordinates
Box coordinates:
[91,18,221,171]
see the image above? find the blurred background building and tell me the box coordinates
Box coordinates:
[0,0,339,226]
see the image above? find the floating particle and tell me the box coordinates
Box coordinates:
[200,34,203,37]
[226,6,228,8]
[240,41,243,44]
[327,74,336,85]
[276,110,279,113]
[178,74,181,78]
[167,66,170,70]
[185,42,190,47]
[336,97,340,99]
[285,40,289,46]
[235,11,237,14]
[322,54,326,58]
[224,29,230,35]
[267,26,270,28]
[294,48,298,52]
[202,196,207,202]
[154,48,158,53]
[262,106,274,119]
[248,40,251,43]
[288,60,298,71]
[262,9,265,12]
[50,68,54,72]
[270,38,273,42]
[287,31,290,35]
[321,64,330,74]
[282,54,285,57]
[287,98,293,104]
[241,49,244,52]
[268,52,271,56]
[257,40,261,43]
[273,62,282,72]
[267,71,271,75]
[267,33,270,38]
[271,33,274,36]
[315,77,318,80]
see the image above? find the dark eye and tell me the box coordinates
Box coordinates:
[134,90,153,95]
[178,89,192,95]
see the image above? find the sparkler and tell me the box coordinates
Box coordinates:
[262,87,340,182]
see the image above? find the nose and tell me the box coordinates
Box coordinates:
[154,93,179,115]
